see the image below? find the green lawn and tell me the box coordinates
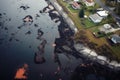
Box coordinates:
[82,18,97,28]
[90,26,114,38]
[111,46,120,60]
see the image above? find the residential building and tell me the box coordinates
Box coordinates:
[99,24,114,34]
[74,0,79,2]
[99,24,120,34]
[97,10,109,18]
[83,0,95,6]
[72,1,80,9]
[89,10,109,23]
[111,34,120,44]
[89,14,103,23]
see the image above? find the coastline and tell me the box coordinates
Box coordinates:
[47,0,78,33]
[45,0,120,70]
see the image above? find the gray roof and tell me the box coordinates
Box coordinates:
[89,14,103,23]
[111,34,120,43]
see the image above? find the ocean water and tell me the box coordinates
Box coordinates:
[0,0,59,79]
[0,0,81,80]
[0,0,119,80]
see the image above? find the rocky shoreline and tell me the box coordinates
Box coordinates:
[37,0,120,79]
[42,0,120,72]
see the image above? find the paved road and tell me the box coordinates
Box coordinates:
[95,0,120,22]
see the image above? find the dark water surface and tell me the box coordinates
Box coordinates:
[0,0,120,80]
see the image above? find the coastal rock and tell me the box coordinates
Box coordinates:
[37,29,44,40]
[34,39,47,64]
[23,15,33,23]
[14,64,28,80]
[25,31,31,35]
[34,52,46,64]
[20,5,30,10]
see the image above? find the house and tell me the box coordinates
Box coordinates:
[99,24,115,34]
[116,22,120,27]
[99,24,120,34]
[89,10,109,23]
[74,0,79,2]
[111,34,120,44]
[97,10,109,18]
[63,0,71,2]
[83,0,95,6]
[89,14,103,23]
[72,1,80,9]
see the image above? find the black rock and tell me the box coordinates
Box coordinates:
[0,22,2,26]
[0,13,2,16]
[34,52,46,64]
[23,15,33,23]
[39,10,43,13]
[55,19,60,23]
[11,33,15,36]
[20,5,30,10]
[34,24,38,27]
[18,25,23,29]
[9,18,11,21]
[3,13,6,15]
[15,39,19,42]
[36,14,40,17]
[38,29,44,36]
[25,31,31,35]
[29,45,31,48]
[9,37,13,42]
[4,27,8,30]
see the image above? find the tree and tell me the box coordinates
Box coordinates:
[115,2,120,15]
[79,9,84,18]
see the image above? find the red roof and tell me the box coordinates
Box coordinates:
[86,0,93,3]
[72,1,80,8]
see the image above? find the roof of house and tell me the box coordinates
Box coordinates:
[72,1,80,9]
[103,24,112,29]
[97,10,108,17]
[74,0,79,2]
[89,14,103,23]
[111,34,120,44]
[86,0,94,3]
[99,24,115,34]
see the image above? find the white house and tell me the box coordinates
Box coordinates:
[74,0,79,2]
[89,14,103,23]
[99,24,120,34]
[97,10,109,18]
[89,10,109,23]
[99,24,114,34]
[111,34,120,44]
[116,22,120,27]
[83,0,95,6]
